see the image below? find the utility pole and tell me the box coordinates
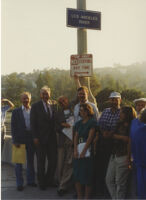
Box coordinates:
[77,0,97,105]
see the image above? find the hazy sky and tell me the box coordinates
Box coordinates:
[2,0,146,75]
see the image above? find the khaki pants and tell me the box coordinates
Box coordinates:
[106,155,130,199]
[57,136,73,190]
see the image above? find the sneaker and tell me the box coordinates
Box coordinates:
[57,189,67,196]
[39,185,46,190]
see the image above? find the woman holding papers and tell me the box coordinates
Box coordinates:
[73,103,96,199]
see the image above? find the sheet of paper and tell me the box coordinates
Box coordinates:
[62,116,74,141]
[77,142,90,157]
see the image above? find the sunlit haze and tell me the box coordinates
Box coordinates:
[2,0,146,75]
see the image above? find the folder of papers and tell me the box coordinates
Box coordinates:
[12,144,26,164]
[77,142,90,158]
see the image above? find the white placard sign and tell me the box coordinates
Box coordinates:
[70,54,93,77]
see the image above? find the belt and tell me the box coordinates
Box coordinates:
[78,137,84,144]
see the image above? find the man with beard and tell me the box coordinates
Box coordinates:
[11,92,36,191]
[30,86,57,190]
[74,86,99,123]
[95,92,121,198]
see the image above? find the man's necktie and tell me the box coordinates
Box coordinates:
[46,103,51,118]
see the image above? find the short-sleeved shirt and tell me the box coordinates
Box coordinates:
[74,118,97,143]
[112,122,130,156]
[1,105,10,126]
[99,108,120,132]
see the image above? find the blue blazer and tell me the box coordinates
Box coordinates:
[11,107,33,144]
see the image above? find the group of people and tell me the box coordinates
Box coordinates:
[2,82,146,199]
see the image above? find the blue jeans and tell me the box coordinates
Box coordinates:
[15,142,35,186]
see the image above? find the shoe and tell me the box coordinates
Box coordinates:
[48,183,58,187]
[39,185,46,190]
[27,183,37,187]
[73,193,77,199]
[57,189,67,196]
[17,186,24,191]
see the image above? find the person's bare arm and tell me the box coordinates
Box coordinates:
[2,99,14,109]
[73,75,81,89]
[74,131,79,159]
[113,134,129,143]
[80,128,95,158]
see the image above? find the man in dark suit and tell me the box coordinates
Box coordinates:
[11,92,36,191]
[30,86,57,190]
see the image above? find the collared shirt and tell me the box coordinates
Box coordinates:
[98,107,120,131]
[42,100,52,118]
[22,105,31,131]
[74,100,99,123]
[1,105,10,126]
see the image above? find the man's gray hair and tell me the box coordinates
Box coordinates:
[40,86,50,93]
[20,92,31,98]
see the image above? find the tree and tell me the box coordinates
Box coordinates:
[96,88,113,111]
[121,89,144,106]
[2,73,26,107]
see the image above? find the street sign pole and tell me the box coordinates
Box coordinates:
[77,0,97,105]
[77,0,87,55]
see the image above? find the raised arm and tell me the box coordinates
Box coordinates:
[74,131,79,159]
[73,75,81,89]
[2,98,14,109]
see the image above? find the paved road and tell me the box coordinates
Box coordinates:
[1,163,74,200]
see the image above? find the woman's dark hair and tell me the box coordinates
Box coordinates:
[80,103,94,117]
[121,106,137,124]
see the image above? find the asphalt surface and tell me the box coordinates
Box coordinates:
[1,163,75,200]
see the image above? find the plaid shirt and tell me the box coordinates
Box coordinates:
[99,108,120,131]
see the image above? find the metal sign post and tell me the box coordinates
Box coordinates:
[77,0,97,104]
[67,0,101,104]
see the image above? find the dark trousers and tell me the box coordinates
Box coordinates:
[94,138,112,199]
[15,142,35,186]
[36,140,57,187]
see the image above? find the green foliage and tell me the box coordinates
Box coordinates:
[2,73,26,107]
[121,89,144,101]
[90,74,101,96]
[95,88,114,111]
[1,63,146,109]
